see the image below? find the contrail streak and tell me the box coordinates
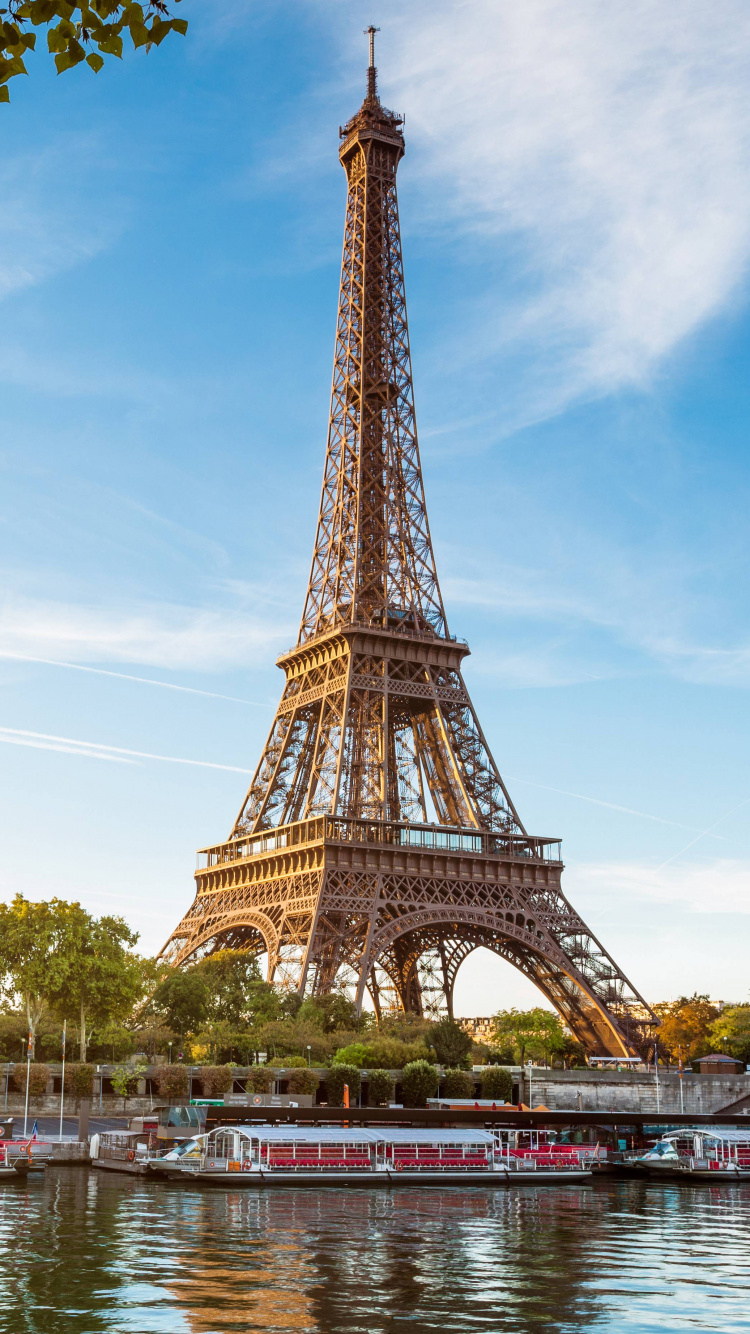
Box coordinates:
[0,651,263,706]
[655,795,750,870]
[505,775,721,837]
[0,726,252,774]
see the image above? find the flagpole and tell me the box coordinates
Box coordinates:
[23,1030,32,1137]
[59,1020,67,1140]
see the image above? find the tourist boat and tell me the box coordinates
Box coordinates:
[150,1125,593,1186]
[635,1127,750,1180]
[90,1129,167,1175]
[0,1141,30,1180]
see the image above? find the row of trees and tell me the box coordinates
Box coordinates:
[652,994,750,1063]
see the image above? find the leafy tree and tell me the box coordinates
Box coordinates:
[481,1067,513,1101]
[332,1043,369,1067]
[366,1069,394,1106]
[490,1008,566,1064]
[430,1018,472,1068]
[653,994,722,1062]
[442,1068,475,1098]
[110,1063,146,1104]
[324,1064,360,1105]
[0,1,187,102]
[401,1060,439,1108]
[316,994,359,1034]
[194,951,265,1027]
[708,1004,750,1064]
[0,896,80,1056]
[150,969,208,1036]
[42,905,147,1060]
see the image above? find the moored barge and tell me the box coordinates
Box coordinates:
[150,1124,593,1186]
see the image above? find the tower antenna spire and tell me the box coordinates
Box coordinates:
[365,24,380,99]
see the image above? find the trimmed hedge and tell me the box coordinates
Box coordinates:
[287,1068,319,1096]
[442,1068,475,1098]
[199,1065,234,1097]
[324,1065,361,1104]
[154,1065,190,1099]
[481,1067,513,1102]
[64,1064,95,1098]
[12,1062,50,1097]
[401,1060,440,1108]
[366,1069,394,1106]
[246,1068,275,1094]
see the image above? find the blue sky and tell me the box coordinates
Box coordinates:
[1,0,749,1015]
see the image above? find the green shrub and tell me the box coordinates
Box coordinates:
[430,1018,473,1067]
[366,1069,394,1106]
[332,1043,369,1066]
[287,1068,319,1096]
[280,1055,308,1068]
[110,1065,146,1099]
[246,1068,274,1094]
[12,1062,50,1098]
[64,1064,95,1098]
[481,1067,513,1102]
[442,1068,475,1098]
[199,1065,234,1097]
[154,1065,190,1099]
[401,1060,439,1107]
[324,1064,361,1104]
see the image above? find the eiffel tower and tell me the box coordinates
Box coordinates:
[161,31,655,1055]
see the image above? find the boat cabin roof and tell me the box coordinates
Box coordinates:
[663,1127,750,1144]
[209,1124,493,1146]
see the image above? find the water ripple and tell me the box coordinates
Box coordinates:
[1,1169,749,1333]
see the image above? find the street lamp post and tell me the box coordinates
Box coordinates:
[527,1060,533,1109]
[306,1045,311,1068]
[654,1041,660,1115]
[168,1043,173,1065]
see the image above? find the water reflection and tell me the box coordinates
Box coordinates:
[1,1170,749,1333]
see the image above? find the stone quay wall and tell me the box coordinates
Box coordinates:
[522,1067,750,1115]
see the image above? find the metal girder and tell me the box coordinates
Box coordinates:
[159,53,657,1057]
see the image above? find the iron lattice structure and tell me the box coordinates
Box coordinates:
[161,46,655,1055]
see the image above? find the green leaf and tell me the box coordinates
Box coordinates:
[97,33,122,56]
[55,45,84,73]
[147,16,170,45]
[86,50,103,71]
[0,85,9,102]
[26,0,59,24]
[128,19,149,48]
[47,25,67,52]
[171,18,187,34]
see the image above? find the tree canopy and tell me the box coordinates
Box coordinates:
[0,894,150,1059]
[0,1,187,102]
[652,994,722,1062]
[490,1007,568,1064]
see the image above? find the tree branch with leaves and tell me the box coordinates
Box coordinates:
[0,0,187,101]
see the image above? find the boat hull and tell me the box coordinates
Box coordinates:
[154,1165,592,1187]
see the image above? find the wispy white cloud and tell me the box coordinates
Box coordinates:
[0,136,123,302]
[0,651,261,705]
[0,595,291,672]
[0,726,252,774]
[571,858,750,916]
[331,0,750,426]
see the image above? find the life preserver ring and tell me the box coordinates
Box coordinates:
[252,1095,263,1106]
[395,1162,402,1172]
[208,1161,215,1168]
[128,1150,135,1162]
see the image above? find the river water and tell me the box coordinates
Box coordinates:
[2,1168,750,1333]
